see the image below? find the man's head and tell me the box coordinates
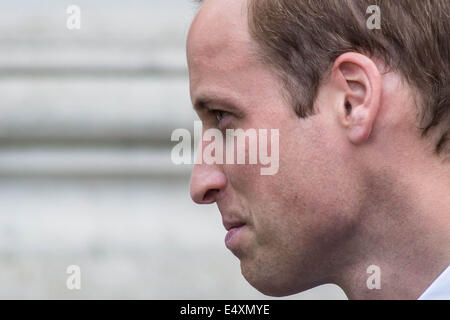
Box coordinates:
[187,0,450,297]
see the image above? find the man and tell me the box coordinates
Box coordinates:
[187,0,450,299]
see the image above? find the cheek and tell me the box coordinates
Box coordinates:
[222,122,309,231]
[233,167,300,246]
[277,124,361,242]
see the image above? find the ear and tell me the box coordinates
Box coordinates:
[331,52,382,145]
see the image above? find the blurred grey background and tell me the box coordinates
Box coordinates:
[0,0,347,299]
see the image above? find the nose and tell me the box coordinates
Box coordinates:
[190,161,227,204]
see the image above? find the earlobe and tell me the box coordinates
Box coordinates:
[333,53,382,145]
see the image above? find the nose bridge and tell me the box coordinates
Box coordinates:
[190,143,227,204]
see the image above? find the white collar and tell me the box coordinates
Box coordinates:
[418,266,450,300]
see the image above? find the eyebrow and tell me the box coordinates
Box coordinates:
[193,96,243,115]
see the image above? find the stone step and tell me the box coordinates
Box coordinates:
[0,78,196,143]
[0,147,191,177]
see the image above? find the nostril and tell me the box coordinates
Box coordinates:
[203,189,220,203]
[190,170,227,204]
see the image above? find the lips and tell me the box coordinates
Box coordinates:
[225,225,244,246]
[218,201,247,249]
[222,218,246,249]
[223,219,246,231]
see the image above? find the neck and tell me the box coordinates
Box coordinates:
[333,161,450,299]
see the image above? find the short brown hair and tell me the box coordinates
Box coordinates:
[247,0,450,155]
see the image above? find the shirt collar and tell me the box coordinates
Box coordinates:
[418,266,450,300]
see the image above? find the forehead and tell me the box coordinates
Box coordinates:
[187,0,255,87]
[187,0,250,55]
[186,0,287,118]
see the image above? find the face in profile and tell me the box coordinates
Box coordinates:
[187,0,370,296]
[186,0,450,301]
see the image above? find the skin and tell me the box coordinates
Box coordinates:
[187,0,450,299]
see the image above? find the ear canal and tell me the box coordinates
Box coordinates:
[345,101,352,116]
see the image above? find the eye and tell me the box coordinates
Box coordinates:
[213,110,230,124]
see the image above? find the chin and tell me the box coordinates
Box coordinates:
[240,261,308,297]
